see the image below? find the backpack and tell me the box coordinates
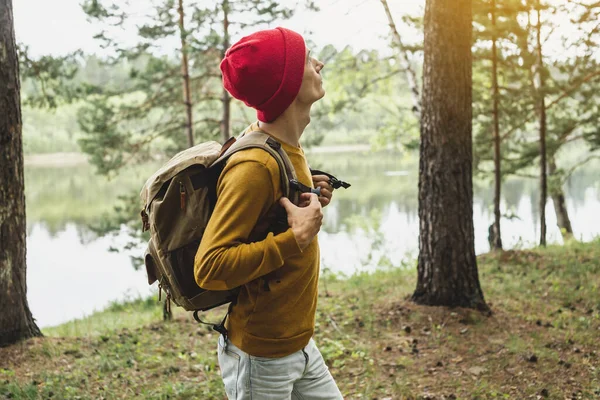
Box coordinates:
[140,130,351,331]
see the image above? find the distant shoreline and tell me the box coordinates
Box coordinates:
[24,144,375,167]
[24,152,88,167]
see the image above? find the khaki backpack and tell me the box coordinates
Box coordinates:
[140,130,350,330]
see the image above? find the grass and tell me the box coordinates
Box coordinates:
[44,297,163,338]
[2,239,600,399]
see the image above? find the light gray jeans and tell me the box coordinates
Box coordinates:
[217,335,344,399]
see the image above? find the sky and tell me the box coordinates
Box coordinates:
[12,0,587,65]
[13,0,424,57]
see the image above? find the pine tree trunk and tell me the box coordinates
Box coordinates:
[535,3,547,247]
[412,0,488,311]
[490,0,503,251]
[221,0,231,143]
[0,0,43,346]
[548,156,574,239]
[177,0,194,148]
[380,0,421,119]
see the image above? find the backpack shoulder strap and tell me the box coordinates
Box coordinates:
[211,131,299,205]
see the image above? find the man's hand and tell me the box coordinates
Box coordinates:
[279,193,323,250]
[312,174,334,207]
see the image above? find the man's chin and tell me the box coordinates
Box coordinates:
[307,89,326,106]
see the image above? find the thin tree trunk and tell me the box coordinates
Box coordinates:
[380,0,421,119]
[412,0,488,311]
[177,0,194,148]
[221,0,231,143]
[548,155,574,239]
[490,0,503,251]
[535,3,547,247]
[0,0,42,346]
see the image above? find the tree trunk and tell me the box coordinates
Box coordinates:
[221,0,231,143]
[534,3,547,247]
[0,0,42,346]
[412,0,488,311]
[380,0,421,119]
[548,156,574,239]
[177,0,194,148]
[490,0,503,251]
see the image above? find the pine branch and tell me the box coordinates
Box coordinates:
[512,172,537,179]
[192,117,222,127]
[380,0,421,119]
[563,154,600,183]
[499,70,600,141]
[565,133,587,144]
[105,70,221,125]
[363,69,403,91]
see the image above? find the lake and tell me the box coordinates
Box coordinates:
[24,150,600,328]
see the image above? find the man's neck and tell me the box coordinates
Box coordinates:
[258,103,311,147]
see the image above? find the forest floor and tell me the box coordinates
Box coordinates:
[1,240,599,400]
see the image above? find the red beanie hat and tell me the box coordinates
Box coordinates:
[220,27,306,123]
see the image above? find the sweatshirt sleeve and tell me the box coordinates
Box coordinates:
[194,157,302,291]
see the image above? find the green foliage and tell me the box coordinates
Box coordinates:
[44,296,163,338]
[16,0,600,268]
[21,104,82,154]
[472,0,600,192]
[18,46,87,108]
[19,1,424,160]
[74,0,314,177]
[310,45,418,149]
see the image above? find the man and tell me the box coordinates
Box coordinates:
[194,27,343,399]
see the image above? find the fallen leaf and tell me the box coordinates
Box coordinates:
[468,366,486,376]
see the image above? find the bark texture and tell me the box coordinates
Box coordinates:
[412,0,488,311]
[177,0,194,148]
[534,3,548,247]
[221,0,231,143]
[548,156,573,239]
[490,0,503,251]
[0,0,42,346]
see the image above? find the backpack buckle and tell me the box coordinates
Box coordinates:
[212,323,228,338]
[266,137,281,150]
[289,179,321,197]
[309,169,351,190]
[329,175,351,190]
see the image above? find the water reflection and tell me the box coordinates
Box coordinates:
[27,224,153,328]
[24,151,600,327]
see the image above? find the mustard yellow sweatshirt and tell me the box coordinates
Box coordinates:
[194,123,320,358]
